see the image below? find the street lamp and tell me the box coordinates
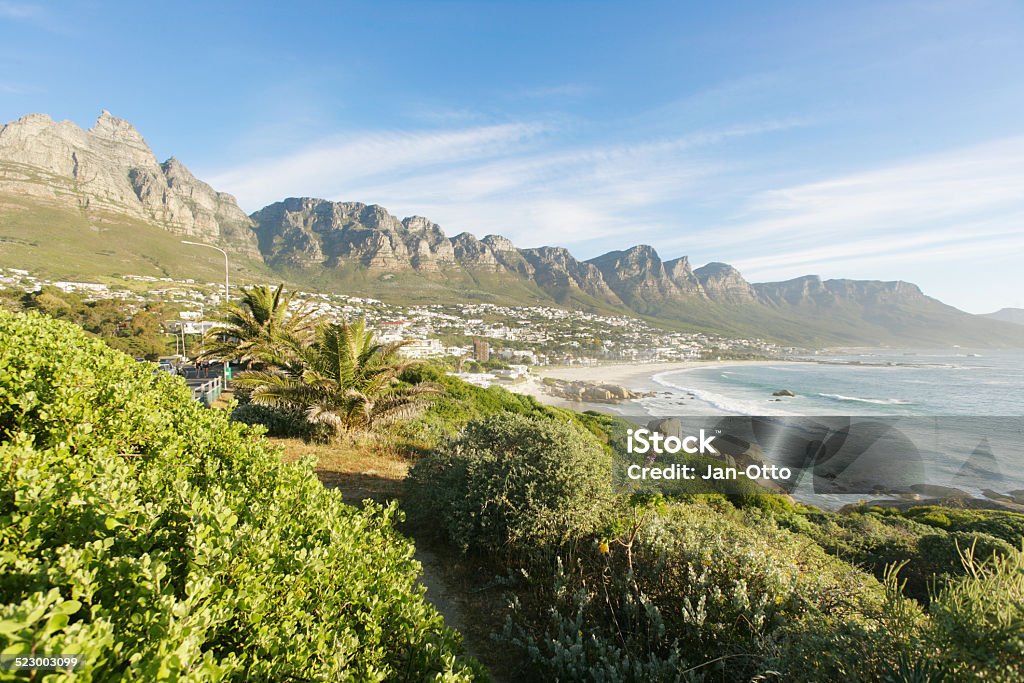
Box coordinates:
[181,240,229,301]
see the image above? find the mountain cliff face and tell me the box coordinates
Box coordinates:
[754,276,926,308]
[0,111,260,257]
[586,245,700,311]
[694,262,757,303]
[2,111,1021,347]
[248,196,1024,348]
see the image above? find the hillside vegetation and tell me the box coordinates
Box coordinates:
[2,305,1023,681]
[0,310,479,680]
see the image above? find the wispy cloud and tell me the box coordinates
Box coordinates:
[206,115,1023,310]
[0,1,67,32]
[207,122,548,210]
[0,1,37,19]
[738,137,1024,240]
[732,213,1024,281]
[672,136,1024,280]
[207,117,804,250]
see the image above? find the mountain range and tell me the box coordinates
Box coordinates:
[1,111,1020,348]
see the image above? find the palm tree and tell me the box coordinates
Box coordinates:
[235,318,439,439]
[201,284,314,368]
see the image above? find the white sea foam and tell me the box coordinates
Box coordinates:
[651,370,794,416]
[817,393,912,405]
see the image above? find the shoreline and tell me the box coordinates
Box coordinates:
[508,360,788,415]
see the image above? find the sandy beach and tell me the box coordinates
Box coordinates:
[507,360,773,414]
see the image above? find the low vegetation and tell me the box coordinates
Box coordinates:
[3,298,1022,681]
[0,310,479,680]
[406,410,1024,681]
[1,284,174,358]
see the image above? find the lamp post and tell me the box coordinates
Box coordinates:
[181,240,230,301]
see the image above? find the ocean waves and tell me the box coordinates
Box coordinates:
[817,393,913,406]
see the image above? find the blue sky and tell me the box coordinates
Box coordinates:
[2,1,1023,313]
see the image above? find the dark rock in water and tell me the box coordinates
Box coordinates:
[909,484,970,499]
[772,389,796,397]
[708,432,753,457]
[647,417,682,439]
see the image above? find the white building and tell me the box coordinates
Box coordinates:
[400,338,445,358]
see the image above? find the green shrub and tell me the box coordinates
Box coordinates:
[504,502,909,682]
[0,310,479,680]
[229,402,318,440]
[924,543,1024,681]
[781,508,1018,602]
[395,367,554,448]
[407,413,615,554]
[899,506,1024,546]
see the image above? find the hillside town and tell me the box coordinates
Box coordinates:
[0,268,801,373]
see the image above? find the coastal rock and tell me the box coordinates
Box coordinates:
[772,389,796,397]
[647,417,682,439]
[543,378,653,403]
[909,484,971,499]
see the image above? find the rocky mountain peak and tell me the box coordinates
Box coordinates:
[587,245,688,310]
[0,110,259,258]
[694,262,756,303]
[481,234,517,253]
[663,256,706,296]
[92,110,146,142]
[402,215,442,235]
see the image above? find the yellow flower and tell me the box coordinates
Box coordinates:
[598,541,610,555]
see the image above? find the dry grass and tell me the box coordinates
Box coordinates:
[268,433,518,680]
[270,436,411,505]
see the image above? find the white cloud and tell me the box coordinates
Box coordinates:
[694,136,1024,251]
[206,122,548,211]
[206,117,802,251]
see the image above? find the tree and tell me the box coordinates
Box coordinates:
[201,284,314,367]
[236,318,439,438]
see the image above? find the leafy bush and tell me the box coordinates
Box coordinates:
[0,310,479,680]
[229,402,318,440]
[407,413,615,554]
[780,508,1018,602]
[897,506,1024,546]
[504,502,908,682]
[925,544,1024,681]
[396,366,553,448]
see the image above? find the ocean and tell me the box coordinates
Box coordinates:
[631,351,1024,509]
[642,351,1024,417]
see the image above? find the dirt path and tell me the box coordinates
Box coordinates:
[412,542,517,681]
[414,547,471,639]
